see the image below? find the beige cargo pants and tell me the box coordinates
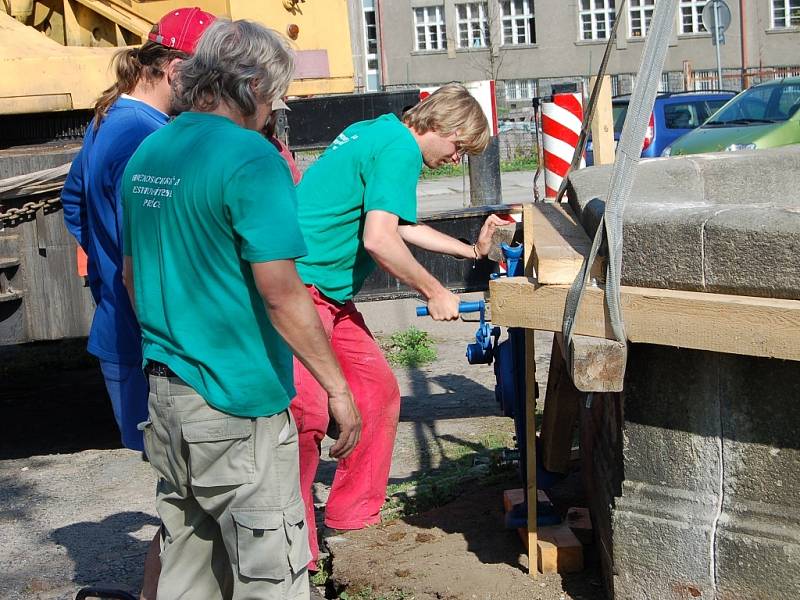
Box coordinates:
[141,373,311,600]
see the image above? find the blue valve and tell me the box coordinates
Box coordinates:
[416,299,500,365]
[415,301,484,317]
[490,242,524,280]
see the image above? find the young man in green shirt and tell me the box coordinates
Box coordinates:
[291,84,506,567]
[122,20,360,599]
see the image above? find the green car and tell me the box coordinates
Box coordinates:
[663,77,800,156]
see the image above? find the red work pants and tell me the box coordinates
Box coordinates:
[290,285,401,567]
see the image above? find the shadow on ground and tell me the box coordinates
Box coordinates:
[50,511,159,592]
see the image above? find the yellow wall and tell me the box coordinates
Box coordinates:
[123,0,356,94]
[226,0,354,94]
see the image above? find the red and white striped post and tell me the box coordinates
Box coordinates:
[541,93,584,199]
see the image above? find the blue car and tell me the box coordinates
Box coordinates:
[585,90,735,165]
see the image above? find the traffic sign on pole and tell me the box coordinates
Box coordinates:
[701,0,732,88]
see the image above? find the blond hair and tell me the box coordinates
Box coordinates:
[402,83,490,155]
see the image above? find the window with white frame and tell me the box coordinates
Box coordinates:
[772,0,800,28]
[457,3,490,48]
[504,78,538,101]
[501,0,536,45]
[414,6,447,51]
[629,0,654,37]
[679,0,708,34]
[579,0,616,41]
[362,0,380,91]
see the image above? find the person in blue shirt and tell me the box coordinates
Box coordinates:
[60,8,215,599]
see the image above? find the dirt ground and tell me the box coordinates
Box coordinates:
[0,297,601,600]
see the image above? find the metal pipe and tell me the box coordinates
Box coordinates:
[714,0,724,89]
[740,0,749,88]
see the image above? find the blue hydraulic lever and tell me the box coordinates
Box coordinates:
[415,301,484,317]
[416,300,500,365]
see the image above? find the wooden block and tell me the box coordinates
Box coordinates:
[537,524,584,574]
[502,488,553,514]
[541,335,582,473]
[525,203,604,285]
[503,488,524,514]
[589,75,615,166]
[524,328,538,577]
[487,222,522,262]
[504,488,555,554]
[489,277,800,362]
[569,334,627,392]
[566,507,593,546]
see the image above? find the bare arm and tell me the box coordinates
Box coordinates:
[363,210,459,320]
[398,214,507,259]
[252,259,361,458]
[123,256,136,314]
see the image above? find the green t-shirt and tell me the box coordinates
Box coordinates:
[122,112,306,418]
[295,113,421,302]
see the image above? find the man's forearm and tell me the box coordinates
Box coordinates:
[398,223,474,259]
[365,229,449,300]
[263,277,349,396]
[123,256,136,314]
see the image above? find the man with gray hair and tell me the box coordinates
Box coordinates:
[121,19,361,599]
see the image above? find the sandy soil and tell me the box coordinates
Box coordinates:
[0,298,599,600]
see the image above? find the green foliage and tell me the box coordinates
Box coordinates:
[419,154,538,180]
[420,162,465,179]
[384,327,437,367]
[382,430,515,519]
[500,154,538,172]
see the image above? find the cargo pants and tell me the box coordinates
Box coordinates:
[142,373,311,600]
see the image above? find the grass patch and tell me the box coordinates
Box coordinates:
[500,154,538,172]
[419,154,538,180]
[420,162,466,179]
[382,430,515,519]
[383,327,437,367]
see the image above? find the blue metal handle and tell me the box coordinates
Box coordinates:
[416,300,484,317]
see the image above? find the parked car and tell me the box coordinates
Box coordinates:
[585,90,735,165]
[663,77,800,156]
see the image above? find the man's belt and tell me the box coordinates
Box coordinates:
[144,361,178,378]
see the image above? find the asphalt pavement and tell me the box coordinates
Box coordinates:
[416,169,539,214]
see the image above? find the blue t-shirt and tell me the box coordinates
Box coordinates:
[62,97,168,364]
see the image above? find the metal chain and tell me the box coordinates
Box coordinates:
[0,197,62,227]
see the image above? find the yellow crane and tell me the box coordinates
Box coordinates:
[0,0,356,116]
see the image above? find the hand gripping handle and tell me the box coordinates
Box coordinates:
[416,300,484,317]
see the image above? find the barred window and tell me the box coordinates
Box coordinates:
[629,0,655,37]
[501,0,536,45]
[504,78,538,101]
[679,0,708,34]
[414,6,447,51]
[457,3,490,48]
[579,0,616,41]
[772,0,800,28]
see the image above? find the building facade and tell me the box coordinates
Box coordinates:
[353,1,800,106]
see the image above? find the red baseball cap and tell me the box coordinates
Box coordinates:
[148,7,216,54]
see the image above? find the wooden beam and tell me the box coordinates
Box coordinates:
[541,334,582,473]
[568,334,626,392]
[524,329,538,577]
[525,202,603,285]
[589,75,615,166]
[523,203,535,277]
[489,277,800,362]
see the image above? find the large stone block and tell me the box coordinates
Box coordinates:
[590,345,800,599]
[566,146,800,299]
